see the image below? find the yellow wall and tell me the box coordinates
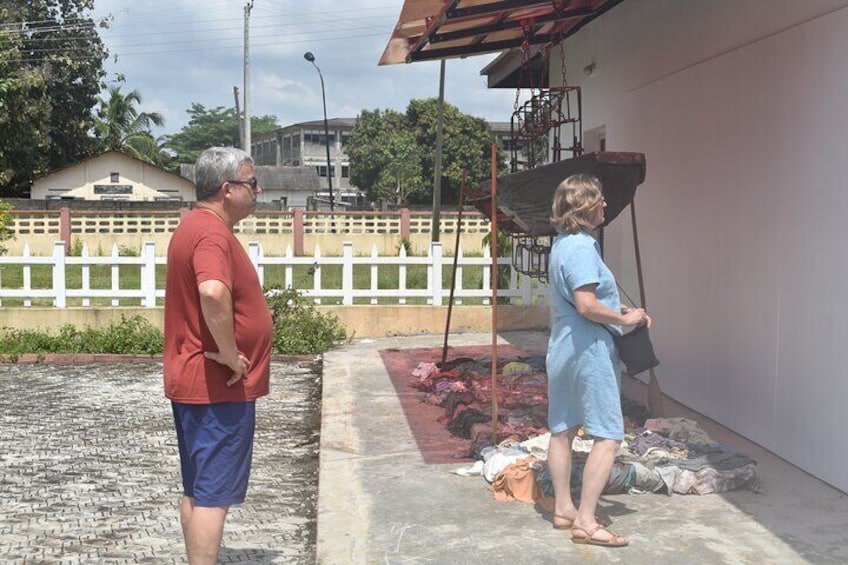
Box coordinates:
[4,230,488,257]
[0,305,549,338]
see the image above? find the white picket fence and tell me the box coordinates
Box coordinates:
[0,241,549,308]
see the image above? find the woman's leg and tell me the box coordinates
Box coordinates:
[548,427,579,527]
[572,437,626,543]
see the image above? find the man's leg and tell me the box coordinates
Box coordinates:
[179,495,193,539]
[180,496,229,565]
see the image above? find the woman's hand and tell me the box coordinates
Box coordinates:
[622,308,651,327]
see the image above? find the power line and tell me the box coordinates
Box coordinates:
[3,30,389,64]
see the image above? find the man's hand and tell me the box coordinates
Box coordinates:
[204,350,250,386]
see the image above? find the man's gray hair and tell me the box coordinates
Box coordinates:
[194,147,254,201]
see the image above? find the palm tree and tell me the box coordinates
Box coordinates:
[94,86,166,164]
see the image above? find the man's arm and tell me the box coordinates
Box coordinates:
[199,279,249,386]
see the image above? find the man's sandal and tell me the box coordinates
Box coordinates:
[571,524,629,547]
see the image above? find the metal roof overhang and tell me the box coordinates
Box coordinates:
[379,0,624,75]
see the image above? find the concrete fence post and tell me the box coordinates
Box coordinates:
[59,208,71,255]
[293,209,305,256]
[400,208,411,241]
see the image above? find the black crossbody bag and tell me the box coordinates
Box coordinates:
[563,294,660,376]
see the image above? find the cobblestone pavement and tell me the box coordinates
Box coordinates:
[0,360,321,564]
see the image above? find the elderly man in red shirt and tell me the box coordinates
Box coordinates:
[163,146,272,564]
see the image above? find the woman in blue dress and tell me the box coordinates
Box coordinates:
[546,174,651,547]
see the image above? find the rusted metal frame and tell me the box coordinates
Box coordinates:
[429,7,591,44]
[409,32,559,62]
[447,0,550,19]
[563,0,626,38]
[406,0,460,63]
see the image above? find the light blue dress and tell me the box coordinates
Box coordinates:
[546,231,624,440]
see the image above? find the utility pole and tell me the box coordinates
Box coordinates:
[431,60,446,242]
[243,1,254,156]
[233,86,243,149]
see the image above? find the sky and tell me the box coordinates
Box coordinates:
[88,0,527,138]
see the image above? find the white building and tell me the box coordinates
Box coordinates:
[179,164,321,209]
[31,151,194,202]
[488,0,848,492]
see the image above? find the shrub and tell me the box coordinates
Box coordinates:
[265,287,349,355]
[0,292,347,357]
[0,314,163,356]
[70,238,84,257]
[398,237,414,256]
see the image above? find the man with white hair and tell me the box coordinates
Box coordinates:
[163,147,272,564]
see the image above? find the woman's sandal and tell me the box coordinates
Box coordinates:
[552,514,574,530]
[552,514,610,531]
[571,524,629,547]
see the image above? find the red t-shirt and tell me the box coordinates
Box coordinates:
[163,208,272,403]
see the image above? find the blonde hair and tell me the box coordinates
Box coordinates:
[550,174,604,234]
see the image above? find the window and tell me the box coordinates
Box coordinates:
[316,166,335,178]
[304,130,336,145]
[341,165,350,178]
[110,172,119,183]
[341,133,351,146]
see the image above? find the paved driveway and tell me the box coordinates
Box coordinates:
[0,360,319,564]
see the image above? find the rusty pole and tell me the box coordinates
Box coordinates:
[490,143,499,446]
[441,171,466,365]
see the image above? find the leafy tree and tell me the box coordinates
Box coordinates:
[164,104,278,167]
[347,99,503,206]
[93,85,166,164]
[374,130,425,205]
[0,199,14,255]
[347,109,424,205]
[0,1,107,196]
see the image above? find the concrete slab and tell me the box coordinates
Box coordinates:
[317,331,848,564]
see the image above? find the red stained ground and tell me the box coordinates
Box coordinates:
[379,344,529,464]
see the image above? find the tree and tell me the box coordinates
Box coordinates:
[164,104,279,167]
[374,131,424,205]
[93,85,165,164]
[0,1,107,196]
[0,199,14,255]
[346,99,502,206]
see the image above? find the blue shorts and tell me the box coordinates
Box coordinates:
[171,401,256,507]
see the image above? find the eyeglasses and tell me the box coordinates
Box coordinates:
[225,178,258,192]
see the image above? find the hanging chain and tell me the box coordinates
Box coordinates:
[513,36,531,113]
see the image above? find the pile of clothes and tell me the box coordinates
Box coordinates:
[410,356,760,504]
[410,355,549,457]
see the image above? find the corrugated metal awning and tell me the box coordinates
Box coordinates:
[379,0,624,66]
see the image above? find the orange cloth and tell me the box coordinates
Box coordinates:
[490,456,555,513]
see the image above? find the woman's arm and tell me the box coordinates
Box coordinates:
[573,284,650,327]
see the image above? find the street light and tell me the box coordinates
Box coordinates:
[303,51,335,212]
